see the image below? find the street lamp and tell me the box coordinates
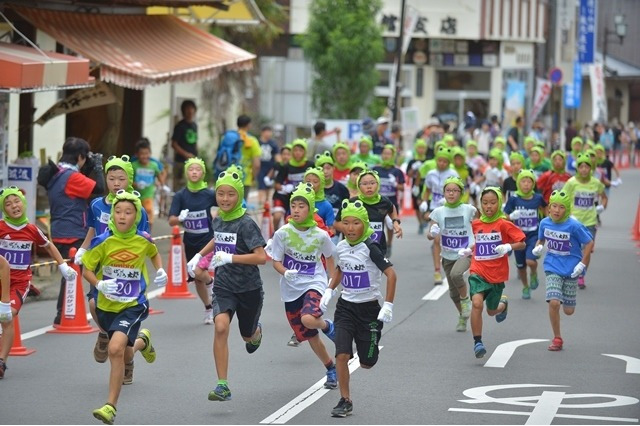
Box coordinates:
[602,14,627,76]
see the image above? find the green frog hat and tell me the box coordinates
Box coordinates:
[304,166,326,201]
[109,190,142,238]
[215,165,245,221]
[549,189,572,223]
[0,186,28,226]
[515,169,536,197]
[340,199,374,245]
[288,182,316,228]
[105,155,134,200]
[184,157,208,191]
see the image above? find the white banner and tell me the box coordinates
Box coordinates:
[402,5,420,55]
[35,81,117,125]
[529,78,552,123]
[589,63,607,123]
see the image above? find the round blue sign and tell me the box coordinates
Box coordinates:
[549,68,563,84]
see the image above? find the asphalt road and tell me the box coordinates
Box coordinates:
[2,169,639,425]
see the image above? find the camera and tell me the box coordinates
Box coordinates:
[81,152,103,176]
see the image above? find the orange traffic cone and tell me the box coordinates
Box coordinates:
[158,226,195,299]
[632,198,640,242]
[49,249,98,334]
[401,181,414,217]
[7,316,36,356]
[261,202,273,242]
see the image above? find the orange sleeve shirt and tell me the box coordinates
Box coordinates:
[469,218,526,283]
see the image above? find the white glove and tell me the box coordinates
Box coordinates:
[611,178,622,187]
[596,205,605,214]
[59,263,77,282]
[154,268,168,287]
[411,185,420,198]
[211,252,233,268]
[283,183,295,194]
[571,160,577,169]
[264,239,274,257]
[0,301,12,322]
[509,210,521,221]
[429,224,440,236]
[385,215,394,230]
[377,301,394,323]
[532,244,545,257]
[470,182,480,195]
[284,269,299,282]
[411,161,422,171]
[74,247,87,266]
[419,200,429,213]
[458,247,473,257]
[162,185,172,194]
[187,253,202,278]
[263,176,274,187]
[319,288,336,313]
[136,181,148,190]
[571,262,586,278]
[96,278,119,295]
[493,244,512,255]
[178,209,190,222]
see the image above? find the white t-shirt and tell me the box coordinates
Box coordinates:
[429,204,477,260]
[271,223,334,302]
[336,238,392,303]
[425,168,459,208]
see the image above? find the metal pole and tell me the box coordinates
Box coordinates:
[391,0,407,123]
[602,24,608,75]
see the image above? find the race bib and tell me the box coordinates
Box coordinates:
[515,209,539,232]
[574,191,595,209]
[287,172,305,187]
[214,232,237,254]
[99,211,110,226]
[474,232,502,261]
[441,230,469,251]
[341,271,371,291]
[544,228,571,255]
[183,210,209,234]
[379,178,396,197]
[0,239,32,270]
[102,265,142,303]
[283,253,316,276]
[431,192,444,207]
[370,222,383,243]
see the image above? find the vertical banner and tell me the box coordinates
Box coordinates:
[504,80,526,130]
[401,5,420,56]
[578,0,596,64]
[589,63,607,123]
[530,78,552,122]
[564,61,583,109]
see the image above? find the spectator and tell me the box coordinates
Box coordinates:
[564,119,577,152]
[390,122,403,152]
[36,137,105,325]
[257,125,280,207]
[507,116,525,153]
[237,115,262,202]
[307,121,341,159]
[489,114,502,138]
[371,116,393,155]
[171,100,198,191]
[473,120,492,157]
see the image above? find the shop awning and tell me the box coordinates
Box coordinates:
[147,0,265,25]
[13,7,256,90]
[0,42,93,93]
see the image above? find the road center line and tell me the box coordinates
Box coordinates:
[260,346,384,424]
[422,279,449,300]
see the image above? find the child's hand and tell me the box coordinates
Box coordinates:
[211,252,233,268]
[74,248,86,266]
[0,302,12,322]
[263,176,274,187]
[162,185,172,194]
[284,269,299,282]
[458,247,473,257]
[419,200,429,213]
[377,302,394,323]
[532,244,545,257]
[596,205,605,214]
[97,279,119,295]
[283,184,295,194]
[319,287,336,313]
[178,209,190,222]
[429,224,440,236]
[187,253,202,277]
[59,263,77,282]
[571,262,586,278]
[264,239,274,258]
[493,244,512,255]
[509,210,522,220]
[154,268,168,287]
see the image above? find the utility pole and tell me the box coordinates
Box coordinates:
[390,0,406,123]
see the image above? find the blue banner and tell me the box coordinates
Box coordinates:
[564,61,582,109]
[578,0,596,64]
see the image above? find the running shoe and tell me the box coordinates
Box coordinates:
[495,295,509,323]
[92,404,116,425]
[529,274,539,290]
[578,276,586,289]
[460,297,471,319]
[0,358,6,379]
[246,323,262,354]
[208,383,232,401]
[137,329,156,363]
[27,284,41,298]
[123,361,134,385]
[548,337,563,351]
[322,319,336,342]
[287,333,301,347]
[522,286,531,300]
[94,332,109,363]
[456,315,467,332]
[331,397,353,417]
[324,366,337,389]
[433,271,443,285]
[474,341,487,358]
[203,308,214,325]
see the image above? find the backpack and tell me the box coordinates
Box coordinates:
[213,130,243,178]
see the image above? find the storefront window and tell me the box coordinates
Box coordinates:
[437,70,491,91]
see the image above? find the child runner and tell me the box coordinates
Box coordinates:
[168,158,215,324]
[526,146,551,179]
[422,146,458,284]
[475,148,508,192]
[270,182,338,388]
[74,155,150,364]
[82,191,167,424]
[373,144,405,256]
[350,136,381,168]
[346,161,367,198]
[315,151,350,242]
[320,199,397,418]
[491,137,512,169]
[332,142,352,187]
[268,143,292,232]
[561,152,607,289]
[274,139,315,229]
[536,150,571,203]
[407,139,428,233]
[532,189,594,351]
[594,145,621,193]
[566,137,584,175]
[426,176,477,332]
[132,138,167,231]
[459,187,525,358]
[189,166,267,402]
[503,169,547,299]
[304,166,335,231]
[502,151,525,203]
[0,188,77,378]
[465,140,487,207]
[450,147,473,204]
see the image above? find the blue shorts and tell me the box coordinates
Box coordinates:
[514,232,538,269]
[96,303,149,346]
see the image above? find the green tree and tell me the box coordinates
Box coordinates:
[300,0,384,119]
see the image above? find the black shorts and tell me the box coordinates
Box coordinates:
[96,303,148,347]
[212,287,263,338]
[333,297,383,367]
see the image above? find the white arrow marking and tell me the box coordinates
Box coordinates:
[483,339,548,368]
[603,354,640,374]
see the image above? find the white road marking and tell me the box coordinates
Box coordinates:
[20,287,166,341]
[422,278,449,300]
[448,408,639,423]
[260,346,384,424]
[602,354,640,374]
[525,391,566,425]
[483,339,548,368]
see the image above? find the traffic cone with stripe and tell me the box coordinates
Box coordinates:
[158,226,195,299]
[261,202,273,242]
[401,181,414,217]
[49,249,98,334]
[8,316,36,356]
[632,197,640,242]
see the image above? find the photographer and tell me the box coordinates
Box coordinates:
[37,137,105,325]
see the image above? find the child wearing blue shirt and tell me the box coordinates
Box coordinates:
[304,166,335,229]
[503,169,547,300]
[533,189,593,352]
